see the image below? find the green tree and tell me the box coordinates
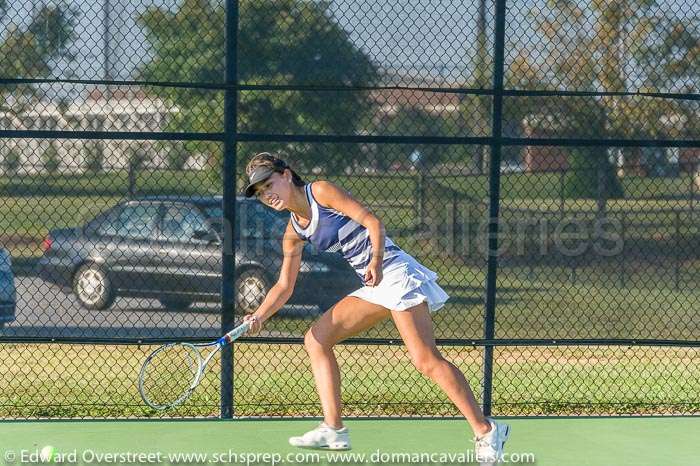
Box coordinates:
[506,1,691,203]
[138,0,378,182]
[378,107,451,171]
[564,147,624,200]
[0,1,75,180]
[635,17,699,139]
[0,2,75,98]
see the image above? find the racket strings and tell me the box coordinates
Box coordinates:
[139,344,202,409]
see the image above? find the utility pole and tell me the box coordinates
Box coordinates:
[476,0,490,174]
[102,0,112,82]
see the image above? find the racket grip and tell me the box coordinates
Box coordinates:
[216,321,252,346]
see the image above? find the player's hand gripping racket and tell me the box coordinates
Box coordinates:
[138,320,252,410]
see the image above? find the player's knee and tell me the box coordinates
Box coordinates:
[304,329,331,354]
[412,353,441,378]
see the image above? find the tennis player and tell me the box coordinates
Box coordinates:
[240,152,509,461]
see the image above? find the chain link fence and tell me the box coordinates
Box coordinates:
[0,0,698,418]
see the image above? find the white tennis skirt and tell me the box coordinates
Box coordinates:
[348,255,450,313]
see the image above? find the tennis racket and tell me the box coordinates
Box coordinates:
[138,320,252,410]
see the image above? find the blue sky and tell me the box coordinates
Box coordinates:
[3,0,697,88]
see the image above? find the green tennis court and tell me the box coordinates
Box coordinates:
[1,417,697,466]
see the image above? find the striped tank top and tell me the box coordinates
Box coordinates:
[290,182,408,280]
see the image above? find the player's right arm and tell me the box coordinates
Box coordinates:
[243,219,304,334]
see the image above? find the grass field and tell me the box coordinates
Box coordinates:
[0,170,218,197]
[453,171,697,201]
[0,342,696,418]
[265,260,700,342]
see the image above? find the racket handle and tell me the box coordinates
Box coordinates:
[216,321,252,346]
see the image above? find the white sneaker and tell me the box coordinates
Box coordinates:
[474,418,510,464]
[288,422,351,450]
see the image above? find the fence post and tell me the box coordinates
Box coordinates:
[127,158,138,199]
[466,203,473,258]
[482,0,506,417]
[569,212,578,284]
[691,163,697,212]
[416,168,426,228]
[596,152,608,218]
[527,221,535,281]
[620,213,627,288]
[220,0,239,419]
[452,190,459,256]
[559,169,565,218]
[674,211,681,290]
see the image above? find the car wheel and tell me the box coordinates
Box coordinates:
[159,298,193,311]
[73,263,115,310]
[235,268,269,315]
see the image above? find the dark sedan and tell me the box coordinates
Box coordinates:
[38,195,360,313]
[0,248,16,328]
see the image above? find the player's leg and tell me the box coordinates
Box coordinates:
[391,301,510,461]
[390,301,490,435]
[289,296,390,449]
[304,296,390,429]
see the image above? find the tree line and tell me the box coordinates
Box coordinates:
[2,0,698,201]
